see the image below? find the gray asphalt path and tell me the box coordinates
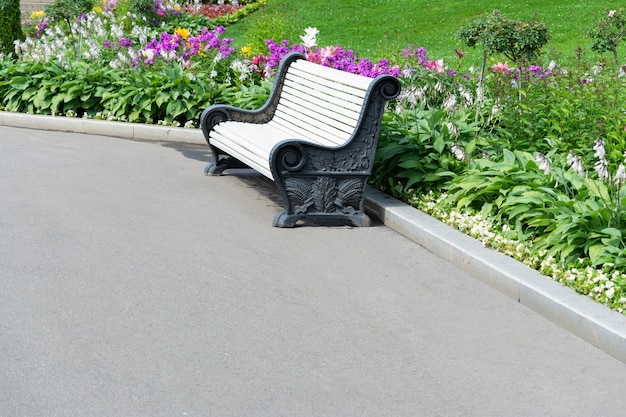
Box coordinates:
[2,126,626,417]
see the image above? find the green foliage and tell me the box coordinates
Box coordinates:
[0,59,117,116]
[0,0,24,57]
[243,2,298,55]
[484,60,626,172]
[45,0,95,28]
[589,8,626,65]
[218,80,273,110]
[457,10,550,65]
[228,0,616,65]
[211,0,269,28]
[128,0,158,21]
[0,57,233,125]
[444,149,626,267]
[372,105,479,196]
[160,11,215,34]
[99,63,228,124]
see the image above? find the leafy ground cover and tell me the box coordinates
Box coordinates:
[2,0,626,314]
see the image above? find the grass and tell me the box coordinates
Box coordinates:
[226,0,624,67]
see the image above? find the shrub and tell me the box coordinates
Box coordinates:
[589,8,626,66]
[0,0,24,57]
[45,0,95,30]
[457,10,550,65]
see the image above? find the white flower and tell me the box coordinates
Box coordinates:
[443,94,457,112]
[300,27,319,49]
[593,138,606,159]
[450,142,466,160]
[594,158,609,180]
[446,122,459,138]
[535,153,550,175]
[458,85,473,106]
[615,163,626,186]
[567,151,585,177]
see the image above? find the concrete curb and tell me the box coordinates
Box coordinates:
[3,111,626,364]
[0,112,206,145]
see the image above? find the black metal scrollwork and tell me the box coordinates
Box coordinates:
[276,143,306,172]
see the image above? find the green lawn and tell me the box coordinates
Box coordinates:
[226,0,623,66]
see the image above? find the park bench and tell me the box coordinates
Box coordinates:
[200,52,401,227]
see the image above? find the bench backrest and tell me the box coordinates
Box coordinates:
[269,59,378,148]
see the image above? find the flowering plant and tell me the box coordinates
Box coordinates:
[247,28,401,79]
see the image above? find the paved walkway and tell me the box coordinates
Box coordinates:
[2,125,626,416]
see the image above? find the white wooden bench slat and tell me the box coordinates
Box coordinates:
[267,119,344,147]
[213,122,286,155]
[283,75,366,106]
[213,121,331,156]
[210,131,273,178]
[213,116,344,155]
[289,60,374,90]
[275,98,357,136]
[272,106,352,143]
[279,90,362,126]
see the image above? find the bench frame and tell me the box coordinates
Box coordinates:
[200,52,401,227]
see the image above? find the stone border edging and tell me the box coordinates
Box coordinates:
[0,112,206,145]
[3,111,626,364]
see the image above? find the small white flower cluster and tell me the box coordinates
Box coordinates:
[229,59,253,82]
[413,191,626,314]
[158,120,181,127]
[546,262,626,313]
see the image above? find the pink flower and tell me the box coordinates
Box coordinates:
[492,62,510,72]
[320,46,337,60]
[423,59,444,73]
[609,10,616,17]
[306,52,322,64]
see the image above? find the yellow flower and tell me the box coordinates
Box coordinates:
[94,6,103,13]
[241,45,252,57]
[30,10,46,20]
[175,27,190,39]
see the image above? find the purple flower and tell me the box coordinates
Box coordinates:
[118,37,134,48]
[35,18,49,38]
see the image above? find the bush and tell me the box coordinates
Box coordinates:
[0,0,24,57]
[457,10,550,65]
[45,0,95,29]
[589,8,626,65]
